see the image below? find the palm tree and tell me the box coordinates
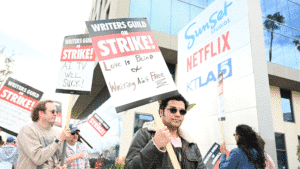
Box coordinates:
[263,12,285,61]
[293,35,300,52]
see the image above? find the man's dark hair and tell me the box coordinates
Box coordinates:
[31,100,54,122]
[0,135,3,146]
[159,94,189,111]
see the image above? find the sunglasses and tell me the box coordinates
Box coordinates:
[233,133,237,136]
[166,107,187,115]
[50,110,58,114]
[71,131,79,135]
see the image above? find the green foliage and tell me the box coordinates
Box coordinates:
[293,35,300,52]
[0,46,15,86]
[263,12,285,61]
[115,163,124,169]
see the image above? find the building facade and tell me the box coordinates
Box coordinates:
[73,0,300,168]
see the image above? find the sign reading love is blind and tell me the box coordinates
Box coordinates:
[0,77,43,134]
[56,34,96,95]
[86,18,179,112]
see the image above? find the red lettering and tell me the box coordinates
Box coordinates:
[193,51,198,69]
[185,31,231,72]
[222,31,230,52]
[211,42,217,57]
[199,48,204,64]
[204,44,210,61]
[218,37,221,54]
[187,55,193,72]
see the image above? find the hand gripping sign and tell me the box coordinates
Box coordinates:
[86,18,181,169]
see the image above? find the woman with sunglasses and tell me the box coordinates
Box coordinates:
[219,124,266,169]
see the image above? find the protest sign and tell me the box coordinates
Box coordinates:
[76,100,115,150]
[85,18,179,113]
[53,101,62,127]
[0,77,43,134]
[56,34,95,95]
[203,143,230,169]
[88,113,110,136]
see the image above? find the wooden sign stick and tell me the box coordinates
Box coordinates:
[148,102,181,169]
[60,95,74,166]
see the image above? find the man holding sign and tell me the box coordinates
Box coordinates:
[17,100,71,169]
[125,95,206,169]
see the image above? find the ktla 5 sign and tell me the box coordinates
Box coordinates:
[186,58,232,93]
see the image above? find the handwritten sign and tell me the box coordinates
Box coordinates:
[86,18,179,112]
[56,34,96,95]
[0,77,43,134]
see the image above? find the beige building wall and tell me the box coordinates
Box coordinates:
[119,102,160,157]
[270,86,300,168]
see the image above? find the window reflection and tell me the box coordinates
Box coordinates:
[275,133,288,169]
[261,0,300,70]
[129,0,205,36]
[134,113,154,134]
[280,89,294,122]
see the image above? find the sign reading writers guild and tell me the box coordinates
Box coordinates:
[0,77,43,134]
[56,34,96,95]
[86,18,179,112]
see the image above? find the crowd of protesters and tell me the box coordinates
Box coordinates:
[1,96,277,169]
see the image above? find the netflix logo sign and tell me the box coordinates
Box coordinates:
[87,114,110,136]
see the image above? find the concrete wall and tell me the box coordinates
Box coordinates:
[270,86,300,168]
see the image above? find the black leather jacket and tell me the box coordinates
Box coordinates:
[125,122,207,169]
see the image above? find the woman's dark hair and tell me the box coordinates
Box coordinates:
[159,94,189,111]
[236,125,266,169]
[257,134,265,150]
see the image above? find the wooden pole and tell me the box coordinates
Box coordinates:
[60,95,74,166]
[148,102,181,169]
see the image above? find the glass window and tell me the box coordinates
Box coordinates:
[275,133,289,169]
[179,0,208,8]
[261,0,300,71]
[171,0,190,36]
[134,113,154,134]
[129,0,205,35]
[129,0,151,25]
[280,89,294,122]
[151,0,171,34]
[190,5,204,21]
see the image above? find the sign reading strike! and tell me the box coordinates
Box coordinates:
[87,113,110,137]
[56,34,96,95]
[86,18,179,112]
[0,77,43,134]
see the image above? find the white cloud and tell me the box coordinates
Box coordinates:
[0,0,94,127]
